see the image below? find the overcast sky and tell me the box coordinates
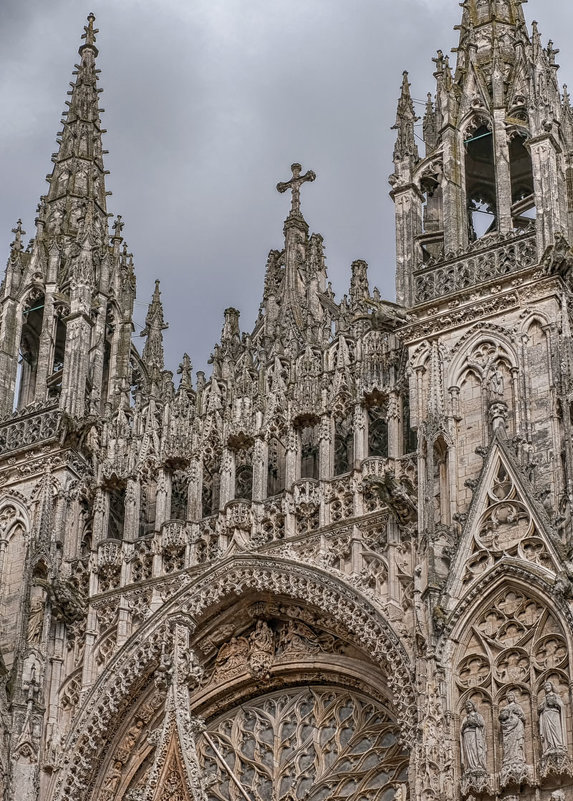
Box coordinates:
[1,0,572,375]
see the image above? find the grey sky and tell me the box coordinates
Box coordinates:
[1,0,572,375]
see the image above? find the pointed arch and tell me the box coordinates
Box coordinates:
[48,556,416,801]
[439,568,573,790]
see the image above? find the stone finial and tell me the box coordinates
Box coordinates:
[80,12,99,52]
[111,215,124,240]
[177,353,193,392]
[10,219,25,252]
[141,280,168,377]
[392,71,419,163]
[277,163,316,218]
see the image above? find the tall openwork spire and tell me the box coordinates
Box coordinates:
[41,12,109,248]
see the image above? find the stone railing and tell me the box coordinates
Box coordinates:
[0,402,60,456]
[414,227,537,303]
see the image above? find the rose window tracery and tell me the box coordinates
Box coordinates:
[197,686,407,801]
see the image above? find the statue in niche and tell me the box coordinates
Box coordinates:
[489,368,505,399]
[499,693,529,786]
[27,598,45,644]
[248,620,274,679]
[539,681,567,756]
[461,700,488,773]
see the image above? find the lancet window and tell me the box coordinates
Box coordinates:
[419,171,444,262]
[267,435,286,496]
[334,415,354,476]
[202,465,221,518]
[235,445,254,501]
[170,470,188,521]
[402,394,417,454]
[465,124,497,240]
[509,129,536,228]
[300,422,320,480]
[47,307,67,400]
[139,476,157,537]
[367,405,389,459]
[107,487,125,540]
[15,293,45,409]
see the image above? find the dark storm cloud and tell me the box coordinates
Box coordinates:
[1,0,572,374]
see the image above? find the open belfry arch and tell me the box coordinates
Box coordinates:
[3,1,573,800]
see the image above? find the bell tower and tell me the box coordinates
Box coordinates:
[391,0,573,307]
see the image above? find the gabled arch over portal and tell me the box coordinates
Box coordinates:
[49,556,416,801]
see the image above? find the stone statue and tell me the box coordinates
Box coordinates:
[248,620,275,678]
[461,701,487,772]
[539,681,567,756]
[499,693,528,786]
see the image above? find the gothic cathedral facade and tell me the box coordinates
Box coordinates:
[1,2,573,800]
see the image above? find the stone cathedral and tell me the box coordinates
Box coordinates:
[3,1,573,800]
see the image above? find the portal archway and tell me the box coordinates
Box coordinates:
[50,557,415,801]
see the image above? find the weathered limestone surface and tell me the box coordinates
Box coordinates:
[2,3,573,800]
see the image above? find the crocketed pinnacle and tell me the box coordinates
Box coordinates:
[42,13,109,246]
[392,71,419,163]
[177,353,193,393]
[141,280,168,377]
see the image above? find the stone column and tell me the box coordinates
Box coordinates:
[252,436,266,502]
[392,183,424,306]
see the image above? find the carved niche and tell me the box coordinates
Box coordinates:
[454,585,572,794]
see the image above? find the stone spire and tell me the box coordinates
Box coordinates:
[141,280,168,383]
[454,0,529,75]
[41,13,110,249]
[392,71,419,164]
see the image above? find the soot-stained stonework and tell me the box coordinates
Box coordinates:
[2,3,573,800]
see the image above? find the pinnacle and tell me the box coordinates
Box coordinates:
[392,71,419,163]
[141,280,169,377]
[10,220,25,252]
[177,354,193,392]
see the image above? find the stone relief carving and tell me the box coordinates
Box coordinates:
[461,460,557,587]
[461,700,489,792]
[539,681,572,778]
[499,692,530,788]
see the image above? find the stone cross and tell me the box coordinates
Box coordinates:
[277,163,316,216]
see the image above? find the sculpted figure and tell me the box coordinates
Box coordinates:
[499,692,526,769]
[461,701,487,772]
[248,620,274,678]
[539,681,567,755]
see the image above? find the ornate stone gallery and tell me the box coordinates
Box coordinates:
[2,1,573,800]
